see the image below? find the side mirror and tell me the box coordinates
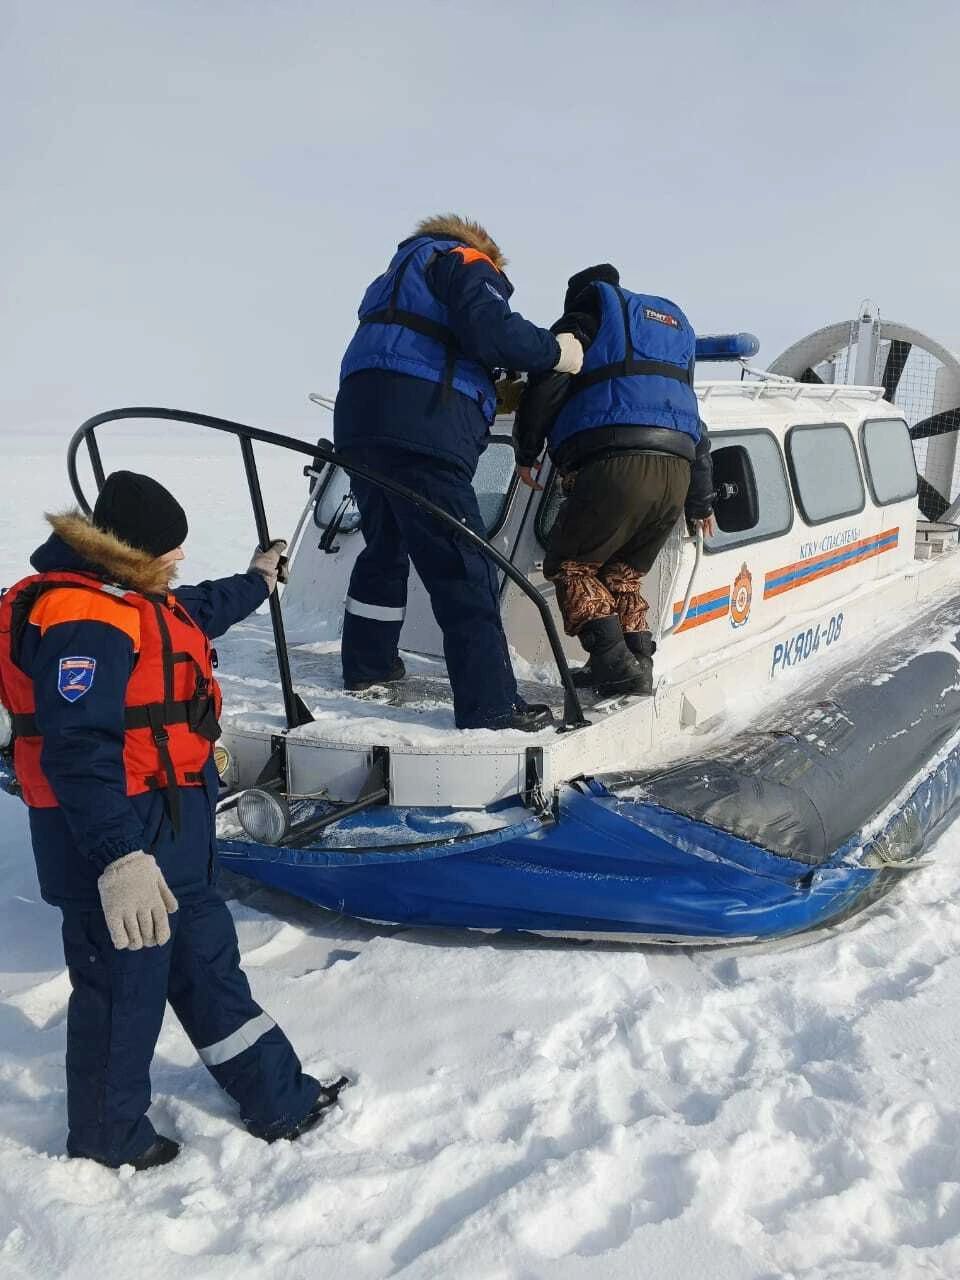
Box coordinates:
[712,445,759,533]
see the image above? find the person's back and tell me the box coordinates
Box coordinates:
[547,277,700,466]
[514,264,716,697]
[333,214,582,731]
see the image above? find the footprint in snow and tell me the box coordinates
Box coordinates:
[3,970,72,1031]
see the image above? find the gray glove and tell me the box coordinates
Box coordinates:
[97,851,179,950]
[249,539,288,594]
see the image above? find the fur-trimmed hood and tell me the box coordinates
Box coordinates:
[34,510,176,596]
[414,214,505,270]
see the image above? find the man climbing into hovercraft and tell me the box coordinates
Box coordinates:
[334,214,584,732]
[513,264,716,697]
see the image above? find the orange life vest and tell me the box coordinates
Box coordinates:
[0,571,222,820]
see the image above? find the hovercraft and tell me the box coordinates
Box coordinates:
[62,328,960,944]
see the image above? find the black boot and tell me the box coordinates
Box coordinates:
[571,660,594,689]
[73,1134,182,1171]
[128,1135,181,1170]
[579,616,648,698]
[263,1076,351,1143]
[623,631,656,696]
[503,703,554,732]
[345,656,406,693]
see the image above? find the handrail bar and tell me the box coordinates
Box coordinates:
[67,407,589,731]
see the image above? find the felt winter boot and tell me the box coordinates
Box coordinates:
[578,616,648,698]
[345,657,407,693]
[623,630,656,696]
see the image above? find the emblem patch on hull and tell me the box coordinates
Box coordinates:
[730,563,753,628]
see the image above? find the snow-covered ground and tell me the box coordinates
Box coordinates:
[2,424,960,1279]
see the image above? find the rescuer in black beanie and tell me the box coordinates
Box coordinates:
[3,471,323,1173]
[93,471,189,558]
[563,263,620,313]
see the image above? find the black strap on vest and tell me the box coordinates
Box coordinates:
[146,700,182,834]
[358,245,462,400]
[575,287,693,393]
[361,307,457,350]
[148,602,221,834]
[575,357,692,392]
[145,770,204,790]
[14,691,220,742]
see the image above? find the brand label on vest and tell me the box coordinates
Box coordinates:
[644,306,680,328]
[58,656,96,703]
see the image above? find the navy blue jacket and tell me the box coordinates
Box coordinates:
[22,534,268,907]
[340,235,502,424]
[335,236,560,475]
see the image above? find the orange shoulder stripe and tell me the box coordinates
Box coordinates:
[30,589,141,650]
[449,246,499,272]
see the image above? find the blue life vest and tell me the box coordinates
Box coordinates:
[339,236,498,424]
[549,284,700,453]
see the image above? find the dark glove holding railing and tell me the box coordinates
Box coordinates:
[495,373,526,416]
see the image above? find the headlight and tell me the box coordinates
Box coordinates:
[235,786,332,847]
[0,705,11,752]
[237,787,290,845]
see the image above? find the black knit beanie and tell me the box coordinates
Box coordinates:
[564,263,620,312]
[93,471,188,557]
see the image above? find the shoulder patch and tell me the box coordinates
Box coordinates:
[643,305,681,329]
[58,656,96,703]
[483,280,506,303]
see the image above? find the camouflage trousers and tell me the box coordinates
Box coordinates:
[542,452,690,637]
[550,560,649,636]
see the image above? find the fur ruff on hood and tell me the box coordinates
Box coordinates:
[414,214,505,270]
[45,510,177,596]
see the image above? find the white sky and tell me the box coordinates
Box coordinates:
[2,0,958,443]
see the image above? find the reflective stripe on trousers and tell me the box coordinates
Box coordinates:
[198,1011,276,1066]
[345,596,406,622]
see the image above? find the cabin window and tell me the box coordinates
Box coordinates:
[860,418,918,505]
[706,430,793,552]
[786,423,865,526]
[474,437,520,535]
[313,439,517,539]
[313,465,362,534]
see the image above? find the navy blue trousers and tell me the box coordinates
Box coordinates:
[340,446,519,728]
[61,887,320,1166]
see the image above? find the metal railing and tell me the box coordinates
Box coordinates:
[67,408,589,732]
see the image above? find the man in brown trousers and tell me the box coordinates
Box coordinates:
[513,264,715,697]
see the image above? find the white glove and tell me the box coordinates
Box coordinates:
[249,539,288,594]
[553,332,584,375]
[97,852,179,950]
